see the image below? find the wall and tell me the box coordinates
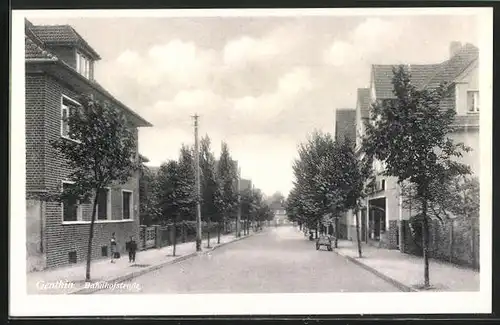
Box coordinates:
[48,46,77,69]
[455,63,479,116]
[26,199,46,271]
[25,74,46,192]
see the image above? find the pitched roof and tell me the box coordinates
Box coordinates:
[371,43,479,99]
[335,109,356,144]
[25,20,152,128]
[372,64,442,99]
[356,88,371,119]
[29,24,101,60]
[425,43,479,89]
[25,35,58,60]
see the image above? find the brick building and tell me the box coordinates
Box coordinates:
[25,19,152,271]
[347,42,480,250]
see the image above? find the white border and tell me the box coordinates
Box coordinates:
[10,8,492,316]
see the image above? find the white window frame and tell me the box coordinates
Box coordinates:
[121,190,134,220]
[76,51,91,79]
[61,180,83,224]
[61,95,81,143]
[467,90,479,114]
[96,187,112,221]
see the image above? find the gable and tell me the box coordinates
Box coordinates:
[454,59,478,88]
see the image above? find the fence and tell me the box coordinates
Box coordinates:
[139,221,238,251]
[401,216,479,270]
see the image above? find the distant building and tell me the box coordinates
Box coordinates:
[270,201,288,225]
[239,178,252,191]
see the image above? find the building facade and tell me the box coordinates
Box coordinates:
[25,20,152,271]
[348,42,480,250]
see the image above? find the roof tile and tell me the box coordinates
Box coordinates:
[29,25,101,60]
[25,35,58,60]
[372,43,479,99]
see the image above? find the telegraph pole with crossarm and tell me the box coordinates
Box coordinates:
[192,114,202,252]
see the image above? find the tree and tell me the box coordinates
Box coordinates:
[199,135,218,248]
[291,131,338,239]
[139,164,161,226]
[215,142,238,243]
[155,160,182,256]
[177,145,197,223]
[269,191,285,205]
[362,65,471,288]
[51,95,139,281]
[241,187,260,234]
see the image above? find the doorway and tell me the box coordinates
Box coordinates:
[368,197,386,241]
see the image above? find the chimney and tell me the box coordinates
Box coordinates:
[449,41,462,58]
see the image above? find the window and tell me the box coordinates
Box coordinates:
[467,91,479,113]
[62,182,82,222]
[76,51,91,79]
[122,190,133,220]
[97,188,111,220]
[61,95,80,140]
[68,251,77,264]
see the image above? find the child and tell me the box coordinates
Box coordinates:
[126,236,137,263]
[110,232,117,263]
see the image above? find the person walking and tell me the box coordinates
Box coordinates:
[110,232,117,263]
[126,236,137,263]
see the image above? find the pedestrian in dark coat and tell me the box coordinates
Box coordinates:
[126,236,138,263]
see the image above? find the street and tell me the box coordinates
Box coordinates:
[98,226,400,294]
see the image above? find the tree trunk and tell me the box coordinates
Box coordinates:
[335,216,339,248]
[206,217,211,248]
[315,220,319,239]
[355,207,362,258]
[85,191,100,282]
[217,221,221,244]
[422,199,430,288]
[172,220,177,257]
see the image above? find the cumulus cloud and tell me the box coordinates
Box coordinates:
[323,18,404,67]
[223,36,279,66]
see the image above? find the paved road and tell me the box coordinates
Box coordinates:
[98,226,400,294]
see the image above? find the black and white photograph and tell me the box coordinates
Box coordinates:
[10,7,492,316]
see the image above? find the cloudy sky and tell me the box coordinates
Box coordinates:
[29,11,480,196]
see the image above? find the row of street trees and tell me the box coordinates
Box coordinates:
[286,132,372,252]
[140,136,275,255]
[287,66,478,288]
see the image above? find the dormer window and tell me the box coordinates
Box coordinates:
[76,51,91,79]
[467,90,479,113]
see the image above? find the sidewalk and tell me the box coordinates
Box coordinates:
[334,239,479,292]
[27,231,257,295]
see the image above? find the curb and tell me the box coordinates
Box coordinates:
[333,250,419,293]
[72,233,256,294]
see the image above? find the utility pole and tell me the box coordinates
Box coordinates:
[236,166,241,237]
[193,114,202,252]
